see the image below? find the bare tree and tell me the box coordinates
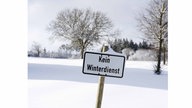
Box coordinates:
[137,0,168,74]
[31,41,42,57]
[47,8,116,59]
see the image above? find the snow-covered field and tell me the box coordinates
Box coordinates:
[28,57,168,108]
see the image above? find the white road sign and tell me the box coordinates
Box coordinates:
[82,51,125,78]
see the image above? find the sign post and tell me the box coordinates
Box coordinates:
[96,46,106,108]
[82,45,125,108]
[96,76,105,108]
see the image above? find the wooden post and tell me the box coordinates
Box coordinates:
[95,45,106,108]
[96,76,105,108]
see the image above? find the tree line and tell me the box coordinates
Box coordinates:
[108,38,153,53]
[28,38,156,59]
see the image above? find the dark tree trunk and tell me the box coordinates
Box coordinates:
[163,46,166,65]
[80,47,85,59]
[156,39,163,75]
[37,50,40,57]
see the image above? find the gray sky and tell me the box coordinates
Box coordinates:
[28,0,151,51]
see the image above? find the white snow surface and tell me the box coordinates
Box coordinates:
[28,57,168,108]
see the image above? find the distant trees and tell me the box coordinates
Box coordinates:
[29,42,42,57]
[108,38,152,53]
[28,39,157,61]
[28,47,76,59]
[47,8,117,59]
[129,49,157,61]
[108,38,155,60]
[137,0,168,74]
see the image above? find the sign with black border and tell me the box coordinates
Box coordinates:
[82,51,125,78]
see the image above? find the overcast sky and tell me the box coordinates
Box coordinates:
[28,0,151,51]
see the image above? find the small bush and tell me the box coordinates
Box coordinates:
[129,49,156,61]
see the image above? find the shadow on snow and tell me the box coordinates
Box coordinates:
[28,63,167,90]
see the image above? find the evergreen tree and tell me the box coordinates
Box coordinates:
[133,43,138,51]
[123,38,129,48]
[139,42,142,49]
[142,41,148,49]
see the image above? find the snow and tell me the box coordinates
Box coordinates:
[104,45,125,56]
[28,57,168,108]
